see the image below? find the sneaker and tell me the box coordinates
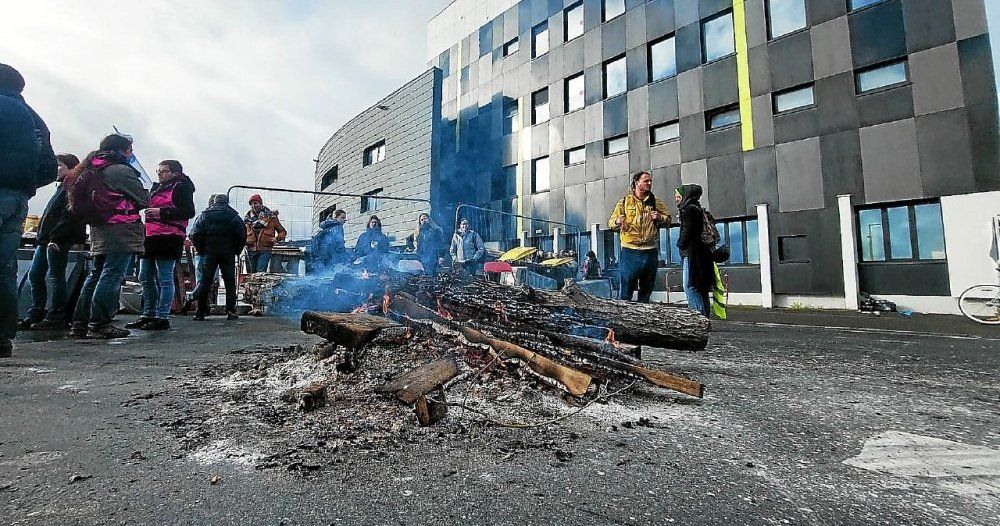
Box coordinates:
[0,340,11,358]
[69,324,89,339]
[17,318,40,331]
[86,325,131,339]
[30,319,69,331]
[192,313,206,321]
[226,312,239,321]
[124,317,153,330]
[144,318,170,331]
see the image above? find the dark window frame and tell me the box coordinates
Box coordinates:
[602,54,627,99]
[319,204,339,223]
[856,200,947,263]
[706,104,742,131]
[854,59,910,95]
[650,120,680,145]
[603,0,626,22]
[772,83,816,114]
[360,188,383,214]
[531,21,549,58]
[320,165,338,189]
[531,156,550,194]
[778,234,810,263]
[765,0,809,41]
[502,37,519,57]
[531,88,550,125]
[714,217,761,267]
[565,72,585,113]
[362,140,386,167]
[604,134,629,157]
[564,146,586,166]
[564,1,584,42]
[648,34,678,83]
[701,9,736,64]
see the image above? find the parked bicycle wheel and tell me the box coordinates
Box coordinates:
[959,284,1000,325]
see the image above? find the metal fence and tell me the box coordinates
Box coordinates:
[454,204,586,261]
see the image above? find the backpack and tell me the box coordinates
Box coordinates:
[700,209,721,246]
[63,160,121,225]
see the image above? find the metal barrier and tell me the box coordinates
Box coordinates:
[453,204,586,262]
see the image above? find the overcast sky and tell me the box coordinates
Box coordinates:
[2,1,999,219]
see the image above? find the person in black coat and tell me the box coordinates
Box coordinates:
[354,215,390,271]
[412,213,445,276]
[189,194,245,320]
[675,184,713,317]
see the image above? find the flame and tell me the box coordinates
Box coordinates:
[605,328,620,348]
[381,287,391,315]
[494,301,508,323]
[351,293,375,314]
[436,298,454,320]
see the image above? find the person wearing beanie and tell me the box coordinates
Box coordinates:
[243,194,286,273]
[0,63,57,357]
[69,134,150,340]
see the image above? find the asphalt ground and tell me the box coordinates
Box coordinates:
[1,314,998,525]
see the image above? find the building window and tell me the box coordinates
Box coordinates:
[532,88,550,124]
[650,121,680,144]
[565,146,586,166]
[319,204,338,223]
[565,2,584,41]
[360,189,382,213]
[603,55,627,98]
[707,105,741,130]
[532,22,549,58]
[766,0,807,39]
[659,227,684,266]
[492,166,517,200]
[565,72,585,112]
[532,157,550,193]
[714,218,760,265]
[702,11,735,63]
[849,0,885,11]
[605,135,628,156]
[503,37,519,57]
[778,235,809,262]
[363,141,386,166]
[320,166,338,189]
[773,84,815,113]
[603,0,625,21]
[857,202,946,262]
[649,35,677,82]
[856,60,908,94]
[503,98,519,135]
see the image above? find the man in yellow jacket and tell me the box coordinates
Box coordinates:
[607,171,671,302]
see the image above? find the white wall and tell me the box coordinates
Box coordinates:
[941,191,1000,296]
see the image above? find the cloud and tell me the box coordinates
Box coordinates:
[0,0,449,220]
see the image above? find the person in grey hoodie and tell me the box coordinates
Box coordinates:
[70,134,150,340]
[449,218,484,274]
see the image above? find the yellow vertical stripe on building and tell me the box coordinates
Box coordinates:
[733,0,755,151]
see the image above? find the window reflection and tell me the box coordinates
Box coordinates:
[915,203,946,260]
[702,12,735,63]
[767,0,807,39]
[858,209,885,261]
[650,36,676,82]
[886,206,912,259]
[604,56,627,98]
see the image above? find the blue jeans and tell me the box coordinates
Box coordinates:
[247,251,271,273]
[682,257,710,317]
[139,257,176,319]
[27,242,72,322]
[618,248,658,303]
[73,252,134,329]
[0,190,29,342]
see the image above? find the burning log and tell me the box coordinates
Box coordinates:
[378,358,460,405]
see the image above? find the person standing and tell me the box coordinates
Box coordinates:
[450,218,484,273]
[20,154,86,330]
[354,215,389,270]
[189,194,245,321]
[0,64,57,357]
[125,160,195,331]
[675,184,713,317]
[310,209,349,272]
[244,195,286,274]
[607,171,670,303]
[582,250,602,280]
[69,134,150,339]
[413,213,445,276]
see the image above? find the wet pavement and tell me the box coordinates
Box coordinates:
[1,315,998,525]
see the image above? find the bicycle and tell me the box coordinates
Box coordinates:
[959,266,1000,325]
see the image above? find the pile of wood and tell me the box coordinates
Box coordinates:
[295,273,710,426]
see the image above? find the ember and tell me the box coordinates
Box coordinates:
[606,328,619,347]
[381,287,391,316]
[435,297,454,320]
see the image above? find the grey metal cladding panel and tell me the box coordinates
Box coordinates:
[770,208,845,294]
[604,151,630,177]
[677,68,704,117]
[748,45,771,97]
[583,0,602,32]
[706,152,747,218]
[776,137,824,212]
[675,0,700,27]
[626,46,648,91]
[502,134,519,166]
[702,56,739,109]
[680,113,707,162]
[965,101,1000,191]
[584,64,604,105]
[565,183,588,225]
[743,0,768,49]
[650,140,682,169]
[773,107,821,145]
[563,109,587,147]
[585,141,605,182]
[531,0,550,25]
[651,164,682,217]
[602,16,628,58]
[952,0,988,40]
[549,114,566,152]
[807,0,846,25]
[902,0,955,53]
[628,129,651,172]
[625,3,647,50]
[915,108,976,197]
[856,85,915,128]
[811,17,854,80]
[768,30,814,91]
[910,43,964,116]
[584,101,604,143]
[819,129,864,207]
[848,0,908,68]
[530,55,550,92]
[815,72,860,135]
[705,126,743,158]
[751,95,775,147]
[548,46,565,84]
[550,187,567,225]
[858,261,950,296]
[675,24,702,74]
[585,26,604,68]
[627,85,650,131]
[585,179,607,226]
[680,159,710,208]
[859,118,923,203]
[958,34,998,107]
[699,0,731,18]
[648,77,680,123]
[743,146,779,212]
[531,122,551,158]
[519,0,533,32]
[563,37,586,75]
[604,174,630,209]
[565,163,588,187]
[646,0,676,40]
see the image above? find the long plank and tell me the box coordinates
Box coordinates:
[379,358,460,405]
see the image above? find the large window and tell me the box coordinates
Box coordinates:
[565,2,584,41]
[605,135,628,156]
[320,166,338,189]
[319,204,338,223]
[773,84,815,113]
[363,141,386,166]
[492,166,517,200]
[856,60,908,94]
[503,37,519,57]
[532,22,549,58]
[532,88,550,124]
[714,218,760,265]
[503,98,519,135]
[565,146,585,166]
[603,55,627,98]
[857,202,946,262]
[532,157,550,193]
[702,11,735,63]
[659,227,683,266]
[766,0,807,39]
[565,72,585,112]
[707,105,741,130]
[604,0,625,21]
[649,35,677,82]
[360,189,382,213]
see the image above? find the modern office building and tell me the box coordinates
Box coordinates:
[317,0,1000,314]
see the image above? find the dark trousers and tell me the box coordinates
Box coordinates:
[197,254,237,315]
[0,190,29,342]
[72,252,133,329]
[27,242,72,322]
[618,247,658,303]
[246,251,271,274]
